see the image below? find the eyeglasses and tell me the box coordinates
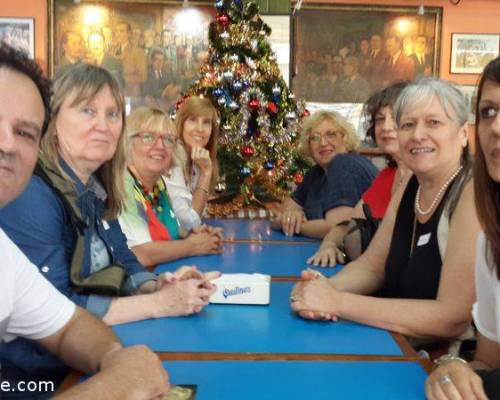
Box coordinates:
[308,131,341,143]
[134,131,177,147]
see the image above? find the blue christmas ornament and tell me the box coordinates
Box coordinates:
[263,161,274,170]
[234,0,243,8]
[232,80,243,92]
[242,79,250,89]
[240,167,251,177]
[272,94,280,104]
[213,87,224,97]
[215,0,224,11]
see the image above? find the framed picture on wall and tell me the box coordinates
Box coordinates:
[456,84,479,123]
[291,4,442,104]
[49,0,215,113]
[450,33,500,74]
[0,17,35,59]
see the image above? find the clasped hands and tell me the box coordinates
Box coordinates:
[148,266,221,318]
[290,269,343,321]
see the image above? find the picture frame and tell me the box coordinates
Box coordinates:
[0,17,35,59]
[456,84,479,123]
[292,4,442,104]
[49,0,215,113]
[450,33,500,74]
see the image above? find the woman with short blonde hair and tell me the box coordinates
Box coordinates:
[298,110,360,160]
[119,106,223,268]
[272,109,377,239]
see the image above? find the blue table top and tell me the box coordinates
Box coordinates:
[165,360,427,400]
[114,282,402,356]
[156,241,340,278]
[204,218,319,243]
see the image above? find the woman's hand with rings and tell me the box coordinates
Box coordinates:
[425,360,488,400]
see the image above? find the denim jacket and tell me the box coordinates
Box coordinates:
[0,158,156,386]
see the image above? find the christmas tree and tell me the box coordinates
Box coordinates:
[178,0,310,216]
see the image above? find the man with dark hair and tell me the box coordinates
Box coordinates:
[384,35,415,83]
[114,22,147,97]
[0,44,169,399]
[411,35,432,76]
[59,31,83,68]
[335,56,371,103]
[367,34,387,89]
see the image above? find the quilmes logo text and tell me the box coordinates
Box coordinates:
[222,286,251,299]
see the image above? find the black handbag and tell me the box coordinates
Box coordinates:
[342,203,381,262]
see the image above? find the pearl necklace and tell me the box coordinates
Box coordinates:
[415,165,463,216]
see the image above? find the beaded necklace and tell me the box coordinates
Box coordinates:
[414,165,463,216]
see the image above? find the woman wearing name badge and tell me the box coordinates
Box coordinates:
[165,96,220,231]
[291,77,481,342]
[119,106,223,268]
[0,64,217,385]
[271,110,378,239]
[426,58,500,400]
[307,81,410,266]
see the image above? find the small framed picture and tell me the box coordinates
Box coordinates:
[0,17,35,59]
[450,33,500,74]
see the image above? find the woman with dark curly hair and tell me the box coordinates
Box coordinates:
[308,81,410,267]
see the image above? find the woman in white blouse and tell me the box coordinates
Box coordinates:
[166,96,219,231]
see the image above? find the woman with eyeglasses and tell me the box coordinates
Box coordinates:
[307,81,410,266]
[119,106,223,269]
[0,64,218,387]
[271,110,378,238]
[165,96,220,231]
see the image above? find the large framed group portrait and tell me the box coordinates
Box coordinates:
[0,17,35,59]
[49,0,215,113]
[292,4,442,104]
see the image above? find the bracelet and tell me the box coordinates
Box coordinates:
[196,186,209,195]
[434,354,468,369]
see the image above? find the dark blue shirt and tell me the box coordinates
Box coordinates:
[292,153,378,220]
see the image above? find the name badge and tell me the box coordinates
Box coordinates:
[417,233,431,247]
[102,220,110,230]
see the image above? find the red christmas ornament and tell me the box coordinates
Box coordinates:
[301,109,311,118]
[241,145,255,158]
[248,98,260,111]
[216,13,230,27]
[294,172,304,185]
[266,102,278,114]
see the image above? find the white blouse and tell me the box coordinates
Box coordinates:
[472,232,500,345]
[164,165,202,231]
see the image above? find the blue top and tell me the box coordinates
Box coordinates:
[0,160,155,385]
[157,360,427,400]
[292,153,378,220]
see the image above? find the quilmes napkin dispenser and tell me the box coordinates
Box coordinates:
[209,273,271,305]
